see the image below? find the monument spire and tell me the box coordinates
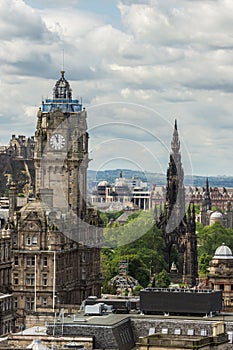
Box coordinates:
[156,120,198,286]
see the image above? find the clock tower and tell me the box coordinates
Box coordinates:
[34,70,89,217]
[10,71,102,328]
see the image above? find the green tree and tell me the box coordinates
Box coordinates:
[99,210,123,227]
[197,221,233,275]
[133,285,144,296]
[127,255,150,286]
[198,252,212,276]
[197,221,233,257]
[101,209,168,291]
[155,269,171,288]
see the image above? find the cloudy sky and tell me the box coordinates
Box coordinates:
[1,0,233,178]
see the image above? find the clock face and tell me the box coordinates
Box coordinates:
[49,133,66,150]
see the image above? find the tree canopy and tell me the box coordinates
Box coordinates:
[101,209,167,292]
[197,221,233,275]
[101,208,233,293]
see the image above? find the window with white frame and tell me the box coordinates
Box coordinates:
[26,297,34,310]
[26,273,35,286]
[26,256,35,266]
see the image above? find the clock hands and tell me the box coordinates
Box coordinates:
[49,134,65,150]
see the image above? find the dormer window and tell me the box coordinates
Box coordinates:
[25,235,37,246]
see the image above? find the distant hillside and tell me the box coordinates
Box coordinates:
[188,175,233,188]
[88,169,233,188]
[88,169,151,185]
[1,157,233,198]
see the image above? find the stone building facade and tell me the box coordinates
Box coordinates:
[0,227,11,294]
[208,243,233,311]
[190,182,233,213]
[194,179,233,228]
[0,227,14,336]
[0,134,35,160]
[47,312,233,350]
[0,71,103,329]
[8,135,35,159]
[91,172,151,211]
[136,331,230,350]
[0,293,14,336]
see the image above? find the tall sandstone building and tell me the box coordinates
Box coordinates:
[9,71,102,326]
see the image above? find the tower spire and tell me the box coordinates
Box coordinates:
[166,119,184,211]
[203,177,212,211]
[156,120,198,286]
[171,119,180,155]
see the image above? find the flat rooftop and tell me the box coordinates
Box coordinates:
[57,312,129,326]
[53,310,233,327]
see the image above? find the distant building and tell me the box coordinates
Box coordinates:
[6,326,92,349]
[136,325,229,350]
[152,180,233,228]
[208,243,233,311]
[0,218,15,335]
[91,171,152,211]
[0,134,34,160]
[194,179,233,228]
[8,135,35,159]
[150,185,166,208]
[190,179,233,213]
[0,293,15,336]
[0,224,11,294]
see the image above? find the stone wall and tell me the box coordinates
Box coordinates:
[130,316,233,339]
[136,333,231,350]
[47,318,135,350]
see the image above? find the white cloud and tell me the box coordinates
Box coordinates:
[119,0,233,48]
[0,0,233,175]
[0,0,52,41]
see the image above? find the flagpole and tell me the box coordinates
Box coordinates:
[53,251,56,312]
[34,254,37,312]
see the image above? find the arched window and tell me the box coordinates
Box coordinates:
[32,236,38,245]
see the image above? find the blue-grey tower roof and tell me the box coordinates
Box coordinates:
[42,71,82,113]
